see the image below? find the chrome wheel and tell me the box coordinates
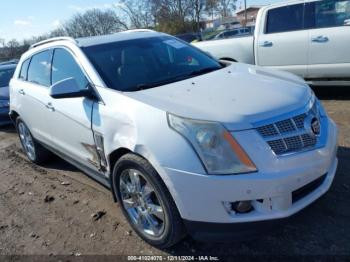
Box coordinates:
[18,122,36,161]
[120,169,165,237]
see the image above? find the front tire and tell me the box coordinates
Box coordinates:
[16,118,51,164]
[112,153,186,248]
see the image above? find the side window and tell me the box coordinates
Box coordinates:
[216,33,224,39]
[51,48,88,90]
[266,4,304,34]
[27,50,52,86]
[314,0,350,28]
[225,31,238,38]
[19,59,30,80]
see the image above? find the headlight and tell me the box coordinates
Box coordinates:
[310,91,327,117]
[316,98,327,117]
[167,113,257,175]
[0,100,9,108]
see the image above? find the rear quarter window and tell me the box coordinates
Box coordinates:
[19,59,30,81]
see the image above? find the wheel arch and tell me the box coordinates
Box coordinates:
[9,110,19,124]
[220,57,237,62]
[107,145,180,214]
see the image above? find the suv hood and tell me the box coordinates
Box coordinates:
[125,63,312,130]
[0,86,9,100]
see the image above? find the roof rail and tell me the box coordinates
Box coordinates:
[30,37,77,49]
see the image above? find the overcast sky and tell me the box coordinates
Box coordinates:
[0,0,284,42]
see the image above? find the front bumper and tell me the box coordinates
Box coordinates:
[160,118,338,230]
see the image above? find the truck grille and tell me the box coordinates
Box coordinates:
[256,104,319,155]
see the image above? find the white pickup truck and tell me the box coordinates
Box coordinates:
[194,0,350,86]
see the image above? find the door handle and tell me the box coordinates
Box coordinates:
[311,36,329,43]
[46,102,55,112]
[259,41,273,47]
[18,89,25,95]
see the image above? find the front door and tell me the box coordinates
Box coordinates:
[255,2,309,77]
[306,0,350,78]
[48,48,100,171]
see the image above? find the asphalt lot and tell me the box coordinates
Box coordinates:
[0,86,349,260]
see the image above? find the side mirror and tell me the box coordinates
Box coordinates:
[345,19,350,26]
[50,77,93,99]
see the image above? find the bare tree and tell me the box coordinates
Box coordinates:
[6,39,21,58]
[49,27,68,38]
[217,0,237,17]
[189,0,205,32]
[64,9,128,38]
[205,0,219,20]
[118,0,155,29]
[149,0,194,34]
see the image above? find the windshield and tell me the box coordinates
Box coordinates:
[0,68,15,88]
[82,36,223,91]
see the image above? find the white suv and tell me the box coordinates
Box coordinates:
[10,31,338,247]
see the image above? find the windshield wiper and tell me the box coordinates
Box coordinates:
[134,75,191,91]
[187,66,221,77]
[131,66,222,91]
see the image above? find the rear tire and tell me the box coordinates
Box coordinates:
[16,117,51,164]
[112,153,186,248]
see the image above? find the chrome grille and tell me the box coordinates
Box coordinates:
[256,106,319,155]
[293,114,307,129]
[275,119,296,133]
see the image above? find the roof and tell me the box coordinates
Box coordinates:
[28,29,165,51]
[76,30,164,47]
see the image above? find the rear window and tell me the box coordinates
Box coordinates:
[0,68,15,87]
[266,4,304,34]
[27,50,52,87]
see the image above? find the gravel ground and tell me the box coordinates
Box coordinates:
[0,87,349,261]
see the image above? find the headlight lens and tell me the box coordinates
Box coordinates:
[310,91,327,117]
[167,113,257,175]
[0,100,9,108]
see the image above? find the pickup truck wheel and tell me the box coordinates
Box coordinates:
[16,118,51,164]
[112,153,186,248]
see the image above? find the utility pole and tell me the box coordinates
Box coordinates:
[244,0,247,26]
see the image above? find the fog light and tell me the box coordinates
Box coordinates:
[232,201,253,213]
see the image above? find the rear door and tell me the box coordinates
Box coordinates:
[256,2,309,77]
[48,48,99,171]
[306,0,350,79]
[17,50,54,144]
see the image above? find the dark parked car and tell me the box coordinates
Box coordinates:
[0,61,17,125]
